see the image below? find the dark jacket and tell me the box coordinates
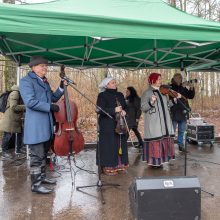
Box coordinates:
[170,83,195,121]
[126,96,141,128]
[96,88,128,167]
[0,85,25,133]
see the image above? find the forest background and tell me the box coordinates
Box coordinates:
[0,0,220,142]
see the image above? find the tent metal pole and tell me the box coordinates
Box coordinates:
[109,60,132,67]
[158,48,186,57]
[92,46,121,55]
[183,41,216,47]
[124,54,153,65]
[2,38,18,63]
[16,65,21,86]
[158,41,182,62]
[189,49,219,67]
[6,37,44,49]
[50,49,84,61]
[186,61,219,71]
[154,39,157,64]
[6,49,45,56]
[53,45,84,51]
[54,58,77,63]
[191,48,217,56]
[159,55,186,65]
[190,55,213,63]
[126,49,153,56]
[90,54,121,62]
[136,50,155,69]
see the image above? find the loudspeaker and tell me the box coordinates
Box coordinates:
[129,176,201,220]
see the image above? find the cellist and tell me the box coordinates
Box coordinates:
[20,56,66,194]
[96,77,129,176]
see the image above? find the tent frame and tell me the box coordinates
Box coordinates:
[1,35,220,71]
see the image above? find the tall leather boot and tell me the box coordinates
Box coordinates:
[41,166,56,185]
[31,173,53,194]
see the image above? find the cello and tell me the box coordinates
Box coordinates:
[53,65,84,156]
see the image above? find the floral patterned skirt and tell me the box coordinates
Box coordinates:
[102,156,128,176]
[143,137,175,166]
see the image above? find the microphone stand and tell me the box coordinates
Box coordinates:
[170,90,214,197]
[62,77,113,119]
[62,77,120,204]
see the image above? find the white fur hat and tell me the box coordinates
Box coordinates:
[99,77,115,92]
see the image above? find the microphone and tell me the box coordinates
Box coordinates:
[61,76,77,85]
[96,107,101,114]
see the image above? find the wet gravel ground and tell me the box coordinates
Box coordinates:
[0,143,220,220]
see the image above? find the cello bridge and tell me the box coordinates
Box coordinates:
[65,128,75,131]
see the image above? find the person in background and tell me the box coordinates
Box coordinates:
[96,77,128,176]
[170,73,195,152]
[20,56,64,194]
[125,86,143,149]
[0,85,25,159]
[141,73,180,168]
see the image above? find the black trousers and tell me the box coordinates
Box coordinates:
[1,132,23,152]
[29,140,51,174]
[129,126,143,146]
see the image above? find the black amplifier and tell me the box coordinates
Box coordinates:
[187,123,214,145]
[129,176,201,220]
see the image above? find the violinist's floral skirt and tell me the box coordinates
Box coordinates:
[143,137,175,166]
[102,156,129,176]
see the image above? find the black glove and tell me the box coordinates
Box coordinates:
[60,80,64,89]
[50,104,60,112]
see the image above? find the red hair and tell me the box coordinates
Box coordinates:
[148,73,161,85]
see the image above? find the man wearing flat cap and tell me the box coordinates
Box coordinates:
[20,56,64,194]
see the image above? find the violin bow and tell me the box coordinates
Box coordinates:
[116,97,135,148]
[122,114,136,148]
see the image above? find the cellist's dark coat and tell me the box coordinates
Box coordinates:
[96,89,128,167]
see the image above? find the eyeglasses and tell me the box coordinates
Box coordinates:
[38,64,48,68]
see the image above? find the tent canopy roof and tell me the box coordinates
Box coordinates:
[1,0,220,71]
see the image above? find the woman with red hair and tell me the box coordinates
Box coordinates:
[141,73,180,168]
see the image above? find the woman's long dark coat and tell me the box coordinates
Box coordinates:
[126,97,141,128]
[96,89,128,167]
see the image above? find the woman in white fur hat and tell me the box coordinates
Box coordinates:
[96,77,128,176]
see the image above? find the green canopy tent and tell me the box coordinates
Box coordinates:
[1,0,220,71]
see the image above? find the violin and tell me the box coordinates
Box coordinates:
[115,97,128,155]
[159,84,188,101]
[115,97,127,135]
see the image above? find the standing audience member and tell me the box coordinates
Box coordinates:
[97,77,128,176]
[170,73,195,152]
[141,73,180,168]
[0,85,25,159]
[125,86,143,148]
[20,56,64,194]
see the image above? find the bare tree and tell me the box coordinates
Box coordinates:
[3,0,15,3]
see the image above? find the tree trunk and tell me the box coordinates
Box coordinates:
[3,0,15,3]
[170,0,176,7]
[3,59,16,91]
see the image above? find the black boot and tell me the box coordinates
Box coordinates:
[41,166,56,185]
[31,173,53,194]
[2,151,13,160]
